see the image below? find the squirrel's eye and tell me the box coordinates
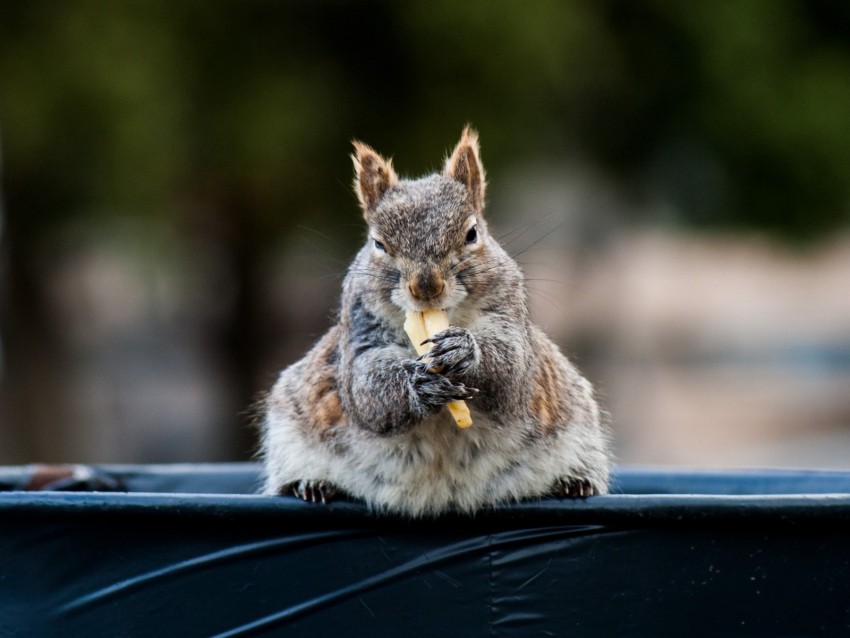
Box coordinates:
[373,239,386,252]
[465,225,478,245]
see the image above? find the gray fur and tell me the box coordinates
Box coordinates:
[260,128,612,516]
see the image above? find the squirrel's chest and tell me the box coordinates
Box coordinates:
[356,409,523,480]
[335,408,547,514]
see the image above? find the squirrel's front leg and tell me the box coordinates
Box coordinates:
[421,326,481,378]
[403,358,478,405]
[344,346,476,436]
[427,317,531,416]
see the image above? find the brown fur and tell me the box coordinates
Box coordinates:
[529,350,565,435]
[444,125,486,212]
[304,330,344,434]
[352,141,397,213]
[309,378,343,430]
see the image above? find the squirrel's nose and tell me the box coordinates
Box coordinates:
[408,273,445,301]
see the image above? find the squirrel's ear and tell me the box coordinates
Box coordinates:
[352,141,398,215]
[444,125,486,212]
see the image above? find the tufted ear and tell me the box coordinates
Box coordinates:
[444,125,486,212]
[351,141,398,216]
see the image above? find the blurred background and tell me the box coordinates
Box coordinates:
[1,0,849,469]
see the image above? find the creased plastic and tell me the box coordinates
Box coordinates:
[2,464,850,637]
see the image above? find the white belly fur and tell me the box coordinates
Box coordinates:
[262,402,607,516]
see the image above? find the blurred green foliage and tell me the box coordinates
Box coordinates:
[2,0,849,243]
[2,0,850,462]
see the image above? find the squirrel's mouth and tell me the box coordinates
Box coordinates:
[398,290,450,314]
[406,277,444,302]
[404,298,448,313]
[402,273,450,311]
[391,271,468,314]
[400,288,469,315]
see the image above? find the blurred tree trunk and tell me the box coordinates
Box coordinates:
[223,201,263,460]
[0,208,74,464]
[192,182,268,460]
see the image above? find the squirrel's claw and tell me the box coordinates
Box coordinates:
[419,375,478,405]
[281,479,342,504]
[403,358,478,405]
[419,327,480,377]
[552,477,596,499]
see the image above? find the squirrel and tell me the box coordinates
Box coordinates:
[260,126,611,516]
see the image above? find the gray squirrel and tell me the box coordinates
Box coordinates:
[260,126,611,516]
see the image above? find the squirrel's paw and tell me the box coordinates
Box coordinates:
[279,479,342,504]
[552,476,596,499]
[403,359,479,406]
[420,327,480,377]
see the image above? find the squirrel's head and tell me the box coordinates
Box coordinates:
[351,126,492,312]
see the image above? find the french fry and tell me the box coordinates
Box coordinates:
[403,309,473,428]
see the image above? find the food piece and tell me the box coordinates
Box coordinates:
[403,309,473,428]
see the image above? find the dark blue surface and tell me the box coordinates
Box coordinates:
[2,464,850,637]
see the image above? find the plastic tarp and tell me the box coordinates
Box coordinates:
[2,464,850,637]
